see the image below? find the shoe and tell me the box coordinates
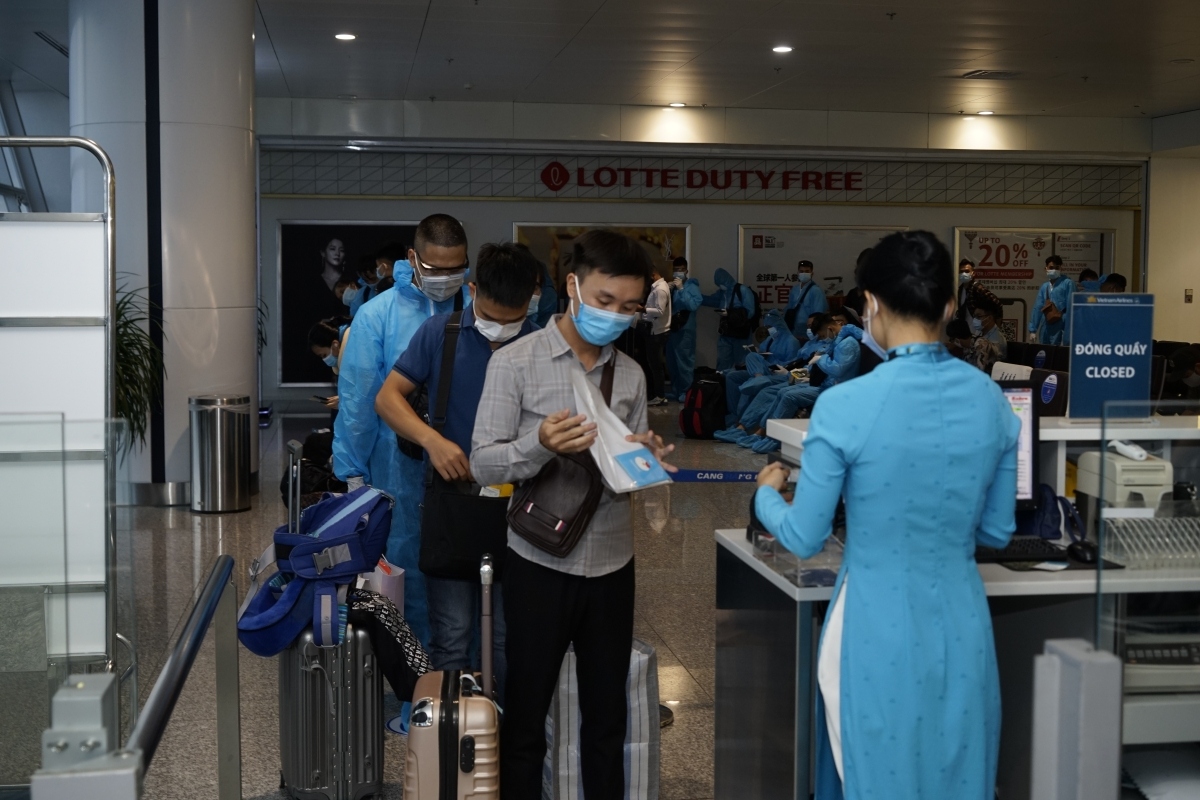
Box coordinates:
[648,396,668,407]
[752,436,781,454]
[659,703,675,728]
[713,428,745,443]
[738,434,763,449]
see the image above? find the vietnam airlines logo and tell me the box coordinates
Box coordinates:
[540,161,570,191]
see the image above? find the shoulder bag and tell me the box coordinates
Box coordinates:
[417,311,512,578]
[507,359,614,558]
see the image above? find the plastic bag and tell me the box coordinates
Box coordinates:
[571,369,672,494]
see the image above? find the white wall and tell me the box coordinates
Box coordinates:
[1147,156,1200,342]
[259,195,1137,408]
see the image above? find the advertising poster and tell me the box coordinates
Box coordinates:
[278,221,418,386]
[737,226,904,311]
[513,224,689,292]
[954,228,1115,343]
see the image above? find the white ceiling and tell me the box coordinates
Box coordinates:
[255,0,1200,118]
[0,0,68,95]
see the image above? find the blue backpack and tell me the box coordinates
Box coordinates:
[1016,483,1084,541]
[237,486,393,657]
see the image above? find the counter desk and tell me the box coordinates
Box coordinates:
[715,416,1200,800]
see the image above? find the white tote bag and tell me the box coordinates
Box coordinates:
[571,370,671,494]
[542,639,661,800]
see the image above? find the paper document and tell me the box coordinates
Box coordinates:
[571,369,672,494]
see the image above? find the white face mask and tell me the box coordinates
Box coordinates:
[797,272,812,284]
[1046,269,1061,281]
[527,294,541,317]
[673,271,687,281]
[960,271,973,285]
[474,317,524,343]
[1184,372,1200,388]
[341,285,359,307]
[969,317,983,335]
[417,269,465,302]
[864,295,880,341]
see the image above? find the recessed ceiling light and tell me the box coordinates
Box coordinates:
[978,110,994,115]
[669,102,686,107]
[773,45,793,53]
[1170,58,1195,65]
[335,33,356,41]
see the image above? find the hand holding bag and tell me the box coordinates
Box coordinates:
[507,360,614,558]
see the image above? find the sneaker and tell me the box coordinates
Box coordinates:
[648,396,668,407]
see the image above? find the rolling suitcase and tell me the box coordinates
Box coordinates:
[278,439,385,800]
[405,555,501,800]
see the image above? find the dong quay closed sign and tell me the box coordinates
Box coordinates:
[1068,293,1154,418]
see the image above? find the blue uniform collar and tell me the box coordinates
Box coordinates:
[887,341,946,358]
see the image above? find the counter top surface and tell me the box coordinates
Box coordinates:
[716,528,1200,601]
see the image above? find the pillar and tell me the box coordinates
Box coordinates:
[69,0,257,493]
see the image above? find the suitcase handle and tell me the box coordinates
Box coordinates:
[480,555,494,700]
[300,641,337,715]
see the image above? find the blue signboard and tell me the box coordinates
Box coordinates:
[1068,293,1154,418]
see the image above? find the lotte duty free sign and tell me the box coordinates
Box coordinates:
[1068,293,1154,419]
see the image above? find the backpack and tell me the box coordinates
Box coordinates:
[718,283,761,339]
[278,429,348,508]
[237,486,394,656]
[679,368,727,439]
[1016,484,1083,540]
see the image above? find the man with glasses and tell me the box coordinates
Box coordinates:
[333,213,471,645]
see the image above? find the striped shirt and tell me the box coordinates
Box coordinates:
[470,316,648,577]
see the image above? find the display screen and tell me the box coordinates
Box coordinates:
[1004,386,1035,502]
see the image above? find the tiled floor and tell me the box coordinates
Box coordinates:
[132,405,762,799]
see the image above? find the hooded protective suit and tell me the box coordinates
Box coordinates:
[702,268,758,370]
[535,266,558,328]
[666,277,703,397]
[332,259,470,645]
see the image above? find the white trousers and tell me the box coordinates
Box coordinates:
[817,575,847,783]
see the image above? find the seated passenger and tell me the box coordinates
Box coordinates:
[947,317,1001,373]
[714,313,849,444]
[723,309,801,413]
[738,318,865,453]
[726,313,829,423]
[1077,267,1101,292]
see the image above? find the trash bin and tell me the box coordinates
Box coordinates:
[189,395,251,513]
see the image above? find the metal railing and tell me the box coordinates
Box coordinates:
[31,555,241,800]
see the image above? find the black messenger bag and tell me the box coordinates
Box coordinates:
[417,311,510,579]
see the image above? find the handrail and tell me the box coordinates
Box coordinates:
[126,555,234,767]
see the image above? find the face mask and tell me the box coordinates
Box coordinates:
[1046,269,1061,281]
[475,317,524,343]
[797,272,812,284]
[673,272,687,281]
[805,328,815,341]
[322,352,338,367]
[417,269,465,302]
[862,326,888,361]
[959,272,972,285]
[527,294,541,318]
[864,295,880,342]
[341,285,359,307]
[1184,372,1200,388]
[571,275,635,346]
[969,318,983,335]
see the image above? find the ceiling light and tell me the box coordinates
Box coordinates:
[669,102,686,107]
[773,45,793,53]
[335,33,356,41]
[1170,58,1195,65]
[978,110,994,115]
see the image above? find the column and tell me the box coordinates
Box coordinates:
[157,0,257,483]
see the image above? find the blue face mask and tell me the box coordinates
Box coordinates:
[571,276,635,346]
[322,352,338,367]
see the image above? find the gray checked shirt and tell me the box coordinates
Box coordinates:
[470,316,648,577]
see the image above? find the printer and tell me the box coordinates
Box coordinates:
[1074,451,1174,536]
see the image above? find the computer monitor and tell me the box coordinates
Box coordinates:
[998,381,1038,510]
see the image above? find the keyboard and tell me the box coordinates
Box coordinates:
[975,537,1068,564]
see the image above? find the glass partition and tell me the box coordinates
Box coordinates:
[1097,399,1200,787]
[0,413,67,786]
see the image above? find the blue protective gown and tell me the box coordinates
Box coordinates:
[755,342,1020,800]
[667,277,703,397]
[1028,275,1076,345]
[332,260,471,645]
[784,278,830,339]
[535,268,558,329]
[726,320,802,413]
[702,268,758,370]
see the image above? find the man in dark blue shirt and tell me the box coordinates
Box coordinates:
[375,242,540,699]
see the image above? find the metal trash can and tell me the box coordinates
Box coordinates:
[189,395,251,513]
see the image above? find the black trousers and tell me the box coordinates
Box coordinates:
[645,331,668,398]
[501,549,635,800]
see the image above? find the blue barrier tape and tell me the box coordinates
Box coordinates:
[670,469,759,483]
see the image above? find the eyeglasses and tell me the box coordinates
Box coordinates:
[412,251,469,274]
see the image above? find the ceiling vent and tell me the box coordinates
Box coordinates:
[961,69,1020,80]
